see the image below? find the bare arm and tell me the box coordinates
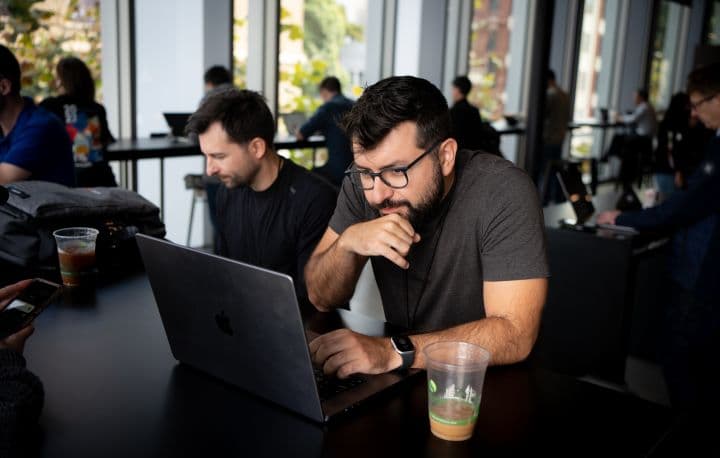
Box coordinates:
[408,278,547,367]
[310,277,547,377]
[0,163,31,185]
[305,228,367,311]
[305,214,421,311]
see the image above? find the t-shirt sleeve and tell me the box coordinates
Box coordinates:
[97,103,116,146]
[294,182,337,297]
[328,174,372,235]
[477,166,549,281]
[3,119,63,175]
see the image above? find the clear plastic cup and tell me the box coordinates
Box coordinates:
[424,341,491,441]
[52,227,99,287]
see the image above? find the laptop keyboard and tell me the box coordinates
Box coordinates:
[313,367,366,401]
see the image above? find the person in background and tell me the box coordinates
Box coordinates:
[0,279,45,457]
[537,69,570,205]
[0,45,74,186]
[41,56,117,187]
[620,88,658,138]
[296,76,354,187]
[201,65,234,105]
[186,88,336,301]
[604,89,658,188]
[449,75,483,151]
[597,62,720,413]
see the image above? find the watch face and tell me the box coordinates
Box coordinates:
[392,335,414,352]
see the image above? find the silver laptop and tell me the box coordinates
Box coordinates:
[281,112,308,134]
[136,234,419,423]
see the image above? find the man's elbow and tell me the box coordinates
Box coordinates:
[306,286,331,312]
[304,262,328,311]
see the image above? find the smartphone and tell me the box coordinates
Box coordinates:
[0,278,62,340]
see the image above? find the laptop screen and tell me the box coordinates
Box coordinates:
[163,113,192,137]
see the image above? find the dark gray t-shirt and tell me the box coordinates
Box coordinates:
[329,150,549,332]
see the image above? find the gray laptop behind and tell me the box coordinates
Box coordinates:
[281,112,308,134]
[136,234,417,423]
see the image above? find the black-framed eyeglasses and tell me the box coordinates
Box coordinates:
[689,93,717,111]
[344,139,443,191]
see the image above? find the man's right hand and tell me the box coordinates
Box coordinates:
[338,214,421,269]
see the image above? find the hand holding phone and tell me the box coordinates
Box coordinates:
[0,279,62,352]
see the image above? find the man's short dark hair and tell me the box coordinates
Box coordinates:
[186,88,275,149]
[319,76,341,94]
[0,45,22,95]
[343,76,451,151]
[636,88,649,101]
[687,62,720,97]
[452,76,472,96]
[548,69,556,83]
[204,65,232,87]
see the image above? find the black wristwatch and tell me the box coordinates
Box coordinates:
[390,335,415,370]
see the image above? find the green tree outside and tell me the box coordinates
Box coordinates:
[0,0,102,103]
[278,0,364,168]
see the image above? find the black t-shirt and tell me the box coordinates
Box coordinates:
[450,99,482,151]
[216,159,337,300]
[329,150,549,331]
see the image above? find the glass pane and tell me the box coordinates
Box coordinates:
[278,0,368,168]
[233,0,249,88]
[707,1,720,45]
[467,0,513,121]
[570,0,606,157]
[649,2,688,109]
[0,0,102,102]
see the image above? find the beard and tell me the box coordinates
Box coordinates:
[374,158,445,227]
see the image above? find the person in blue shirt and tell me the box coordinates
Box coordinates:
[0,45,74,187]
[296,76,354,187]
[598,62,720,412]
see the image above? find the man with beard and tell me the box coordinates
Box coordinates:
[305,76,548,378]
[186,89,337,301]
[0,45,74,186]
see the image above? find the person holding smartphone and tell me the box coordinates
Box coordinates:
[0,280,45,456]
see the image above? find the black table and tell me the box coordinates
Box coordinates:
[106,136,326,216]
[568,121,626,130]
[22,273,676,457]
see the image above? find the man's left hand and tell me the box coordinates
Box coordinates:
[308,329,402,378]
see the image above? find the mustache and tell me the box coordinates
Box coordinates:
[377,199,411,209]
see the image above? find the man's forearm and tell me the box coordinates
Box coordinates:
[409,317,537,368]
[305,236,367,311]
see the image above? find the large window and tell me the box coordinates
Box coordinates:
[0,0,102,102]
[570,0,605,157]
[648,1,689,109]
[706,1,720,45]
[232,0,248,88]
[467,0,513,121]
[277,0,367,168]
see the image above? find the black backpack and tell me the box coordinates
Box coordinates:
[0,181,165,277]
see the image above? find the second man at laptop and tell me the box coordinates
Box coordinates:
[186,89,337,301]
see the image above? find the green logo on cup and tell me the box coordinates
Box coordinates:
[429,379,437,393]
